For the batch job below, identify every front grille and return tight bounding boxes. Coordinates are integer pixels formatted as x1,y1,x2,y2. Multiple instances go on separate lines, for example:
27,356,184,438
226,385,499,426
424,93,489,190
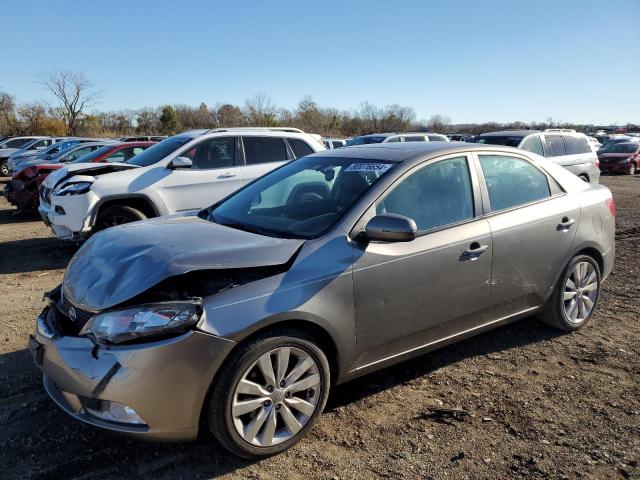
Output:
59,297,94,330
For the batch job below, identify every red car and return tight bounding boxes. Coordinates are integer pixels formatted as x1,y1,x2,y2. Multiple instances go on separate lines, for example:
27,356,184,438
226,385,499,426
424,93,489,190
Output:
4,141,156,211
598,142,640,175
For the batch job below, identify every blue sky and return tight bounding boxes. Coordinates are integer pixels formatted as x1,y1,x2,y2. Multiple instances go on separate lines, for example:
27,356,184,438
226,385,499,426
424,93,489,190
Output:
2,0,639,124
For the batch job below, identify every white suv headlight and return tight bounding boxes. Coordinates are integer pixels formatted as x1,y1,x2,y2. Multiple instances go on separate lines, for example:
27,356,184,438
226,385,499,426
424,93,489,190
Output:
55,181,93,195
80,302,201,344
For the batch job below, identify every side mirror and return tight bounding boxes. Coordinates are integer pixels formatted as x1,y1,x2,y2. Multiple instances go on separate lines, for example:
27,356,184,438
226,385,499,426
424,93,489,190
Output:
170,156,193,169
364,213,417,242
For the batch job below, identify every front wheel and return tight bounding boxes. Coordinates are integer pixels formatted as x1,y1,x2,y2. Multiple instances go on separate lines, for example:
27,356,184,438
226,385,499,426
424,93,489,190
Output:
539,254,601,332
629,163,636,175
208,329,330,458
96,205,146,230
0,161,9,177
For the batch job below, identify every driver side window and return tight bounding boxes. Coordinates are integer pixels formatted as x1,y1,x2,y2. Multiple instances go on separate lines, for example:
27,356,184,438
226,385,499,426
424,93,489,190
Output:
182,137,235,170
377,156,474,232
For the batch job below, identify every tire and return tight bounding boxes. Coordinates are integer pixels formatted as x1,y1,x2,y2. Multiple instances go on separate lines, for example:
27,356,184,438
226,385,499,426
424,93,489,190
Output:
578,174,589,183
208,328,330,458
0,161,9,177
629,163,636,175
539,254,601,332
97,205,146,229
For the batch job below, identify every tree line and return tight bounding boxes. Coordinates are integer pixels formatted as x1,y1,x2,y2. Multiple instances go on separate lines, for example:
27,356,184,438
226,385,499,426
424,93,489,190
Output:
0,70,608,139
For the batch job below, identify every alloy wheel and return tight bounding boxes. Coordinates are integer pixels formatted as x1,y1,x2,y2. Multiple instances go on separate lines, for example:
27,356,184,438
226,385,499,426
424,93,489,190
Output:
563,261,598,324
231,346,321,447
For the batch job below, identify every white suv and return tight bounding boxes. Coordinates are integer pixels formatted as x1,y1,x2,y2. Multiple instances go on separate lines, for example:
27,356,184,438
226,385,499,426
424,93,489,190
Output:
38,128,325,240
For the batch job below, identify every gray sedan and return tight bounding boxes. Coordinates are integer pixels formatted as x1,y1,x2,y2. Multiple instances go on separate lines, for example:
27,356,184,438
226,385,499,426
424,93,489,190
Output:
30,143,615,458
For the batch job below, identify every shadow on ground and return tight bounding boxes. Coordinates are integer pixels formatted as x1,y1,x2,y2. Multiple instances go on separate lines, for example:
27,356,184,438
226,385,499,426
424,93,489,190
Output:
0,237,76,274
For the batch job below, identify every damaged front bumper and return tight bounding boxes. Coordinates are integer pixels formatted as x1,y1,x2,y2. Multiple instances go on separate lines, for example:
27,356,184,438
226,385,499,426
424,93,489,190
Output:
30,305,236,441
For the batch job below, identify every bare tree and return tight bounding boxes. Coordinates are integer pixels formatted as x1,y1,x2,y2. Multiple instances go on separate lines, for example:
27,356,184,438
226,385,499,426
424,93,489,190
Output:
38,70,101,135
427,114,451,133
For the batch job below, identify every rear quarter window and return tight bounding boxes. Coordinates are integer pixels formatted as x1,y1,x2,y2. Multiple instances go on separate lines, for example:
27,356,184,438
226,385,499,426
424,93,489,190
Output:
563,135,592,155
288,138,315,158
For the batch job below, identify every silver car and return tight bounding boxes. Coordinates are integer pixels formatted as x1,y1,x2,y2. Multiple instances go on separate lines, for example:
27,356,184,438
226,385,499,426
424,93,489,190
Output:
30,143,615,458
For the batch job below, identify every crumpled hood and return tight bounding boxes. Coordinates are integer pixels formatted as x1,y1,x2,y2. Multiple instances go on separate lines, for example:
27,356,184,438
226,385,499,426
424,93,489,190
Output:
44,162,139,189
63,214,305,311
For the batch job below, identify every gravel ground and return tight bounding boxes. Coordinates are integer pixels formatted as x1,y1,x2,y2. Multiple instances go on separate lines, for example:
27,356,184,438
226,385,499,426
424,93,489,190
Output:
0,175,638,480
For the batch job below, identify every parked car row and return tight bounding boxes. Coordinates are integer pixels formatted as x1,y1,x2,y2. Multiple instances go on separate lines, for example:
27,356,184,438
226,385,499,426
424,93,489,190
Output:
26,136,615,458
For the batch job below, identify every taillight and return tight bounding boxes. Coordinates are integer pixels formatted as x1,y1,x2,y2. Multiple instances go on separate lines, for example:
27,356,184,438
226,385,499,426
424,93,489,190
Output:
605,197,616,218
595,158,600,169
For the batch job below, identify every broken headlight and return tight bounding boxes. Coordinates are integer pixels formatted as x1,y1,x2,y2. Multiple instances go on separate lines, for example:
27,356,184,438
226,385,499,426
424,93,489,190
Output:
55,181,92,195
80,302,201,344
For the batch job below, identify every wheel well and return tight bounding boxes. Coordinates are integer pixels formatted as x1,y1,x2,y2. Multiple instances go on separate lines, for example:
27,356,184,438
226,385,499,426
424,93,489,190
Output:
95,197,158,221
239,320,340,384
197,320,340,437
575,247,603,272
578,173,590,182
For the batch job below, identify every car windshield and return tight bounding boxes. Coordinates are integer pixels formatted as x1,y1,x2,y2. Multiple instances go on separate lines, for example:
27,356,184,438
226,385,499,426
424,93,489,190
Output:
208,156,397,239
475,135,523,147
125,134,194,166
606,143,638,154
600,138,635,151
345,136,388,146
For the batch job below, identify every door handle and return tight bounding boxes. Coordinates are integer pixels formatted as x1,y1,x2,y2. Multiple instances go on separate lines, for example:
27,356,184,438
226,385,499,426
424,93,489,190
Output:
463,242,489,258
557,217,575,230
217,173,236,179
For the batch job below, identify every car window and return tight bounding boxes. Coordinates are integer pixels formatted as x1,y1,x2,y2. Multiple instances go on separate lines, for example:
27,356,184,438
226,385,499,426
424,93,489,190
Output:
5,138,30,148
386,137,401,143
30,139,52,150
479,155,550,211
65,146,96,161
563,135,591,155
243,136,288,165
520,135,544,156
476,135,523,147
544,135,566,157
331,141,343,149
345,136,387,146
403,136,426,142
427,134,448,142
288,138,314,158
104,147,142,163
183,137,235,169
377,156,474,232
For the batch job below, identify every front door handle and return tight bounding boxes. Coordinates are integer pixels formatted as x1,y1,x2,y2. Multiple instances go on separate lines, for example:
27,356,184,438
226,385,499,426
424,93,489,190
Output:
217,173,236,179
463,242,489,259
557,217,575,230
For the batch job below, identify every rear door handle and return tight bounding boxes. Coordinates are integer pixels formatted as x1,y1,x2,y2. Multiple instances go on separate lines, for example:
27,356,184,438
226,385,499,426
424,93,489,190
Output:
463,242,489,258
557,217,575,230
217,173,236,179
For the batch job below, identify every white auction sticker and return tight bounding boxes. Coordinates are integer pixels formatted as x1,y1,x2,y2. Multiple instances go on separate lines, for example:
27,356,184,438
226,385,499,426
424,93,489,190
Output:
344,163,393,173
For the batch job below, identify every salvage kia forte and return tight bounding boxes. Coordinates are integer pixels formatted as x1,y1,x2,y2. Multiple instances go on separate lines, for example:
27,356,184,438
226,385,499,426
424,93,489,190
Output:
30,143,615,458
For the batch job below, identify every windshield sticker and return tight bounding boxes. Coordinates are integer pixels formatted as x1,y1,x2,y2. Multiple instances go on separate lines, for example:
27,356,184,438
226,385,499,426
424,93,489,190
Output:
344,163,392,173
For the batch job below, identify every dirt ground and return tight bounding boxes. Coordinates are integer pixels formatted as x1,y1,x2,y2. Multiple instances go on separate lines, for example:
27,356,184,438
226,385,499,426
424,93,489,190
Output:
0,175,638,480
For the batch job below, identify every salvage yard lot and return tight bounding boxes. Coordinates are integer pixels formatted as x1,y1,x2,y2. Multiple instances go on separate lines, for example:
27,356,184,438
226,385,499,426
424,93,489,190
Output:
0,176,638,480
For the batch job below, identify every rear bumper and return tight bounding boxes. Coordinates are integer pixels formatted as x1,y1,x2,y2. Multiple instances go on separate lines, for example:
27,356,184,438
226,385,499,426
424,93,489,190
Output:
31,306,236,441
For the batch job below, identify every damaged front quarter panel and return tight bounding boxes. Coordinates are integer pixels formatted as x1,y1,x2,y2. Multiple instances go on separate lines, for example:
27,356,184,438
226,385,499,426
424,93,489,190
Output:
63,214,305,311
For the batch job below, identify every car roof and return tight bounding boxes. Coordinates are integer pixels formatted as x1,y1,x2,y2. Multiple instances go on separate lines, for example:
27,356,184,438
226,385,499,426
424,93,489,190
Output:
314,141,524,162
479,130,540,137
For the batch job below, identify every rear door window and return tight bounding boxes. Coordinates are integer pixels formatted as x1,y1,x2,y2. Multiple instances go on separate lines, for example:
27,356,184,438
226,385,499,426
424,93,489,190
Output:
243,136,289,165
403,136,427,142
544,135,566,157
479,155,551,211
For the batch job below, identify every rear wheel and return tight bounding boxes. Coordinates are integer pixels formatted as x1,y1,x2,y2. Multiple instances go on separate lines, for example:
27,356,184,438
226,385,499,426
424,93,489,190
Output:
540,254,601,332
0,161,9,177
578,173,589,182
208,329,330,458
97,205,146,230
